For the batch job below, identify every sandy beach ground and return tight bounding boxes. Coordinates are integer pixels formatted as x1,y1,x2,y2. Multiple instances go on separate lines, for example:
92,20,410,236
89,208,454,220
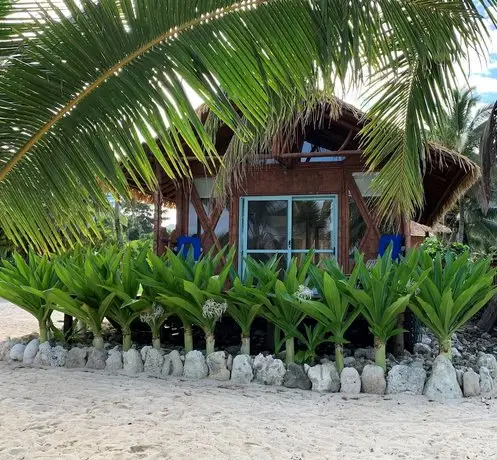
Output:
1,302,497,459
0,299,64,340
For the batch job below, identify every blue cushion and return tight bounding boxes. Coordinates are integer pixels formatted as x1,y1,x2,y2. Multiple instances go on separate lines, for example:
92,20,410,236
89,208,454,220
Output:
378,235,404,260
177,236,202,260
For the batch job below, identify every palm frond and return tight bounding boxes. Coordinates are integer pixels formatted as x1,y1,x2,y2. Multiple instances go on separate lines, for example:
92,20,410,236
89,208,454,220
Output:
0,0,496,249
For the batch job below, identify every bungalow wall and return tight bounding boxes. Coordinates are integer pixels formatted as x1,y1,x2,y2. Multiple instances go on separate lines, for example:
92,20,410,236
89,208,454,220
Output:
175,160,382,273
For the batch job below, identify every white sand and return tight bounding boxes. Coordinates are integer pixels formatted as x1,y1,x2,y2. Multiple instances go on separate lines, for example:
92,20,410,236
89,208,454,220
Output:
0,299,64,340
1,303,497,459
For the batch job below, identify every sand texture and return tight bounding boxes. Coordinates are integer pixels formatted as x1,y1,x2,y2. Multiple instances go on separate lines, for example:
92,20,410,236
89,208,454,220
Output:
1,301,497,459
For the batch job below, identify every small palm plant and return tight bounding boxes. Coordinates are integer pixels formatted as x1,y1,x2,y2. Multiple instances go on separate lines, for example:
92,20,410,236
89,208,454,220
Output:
226,255,279,355
101,244,153,351
343,249,423,371
0,251,60,343
410,250,497,359
159,247,236,355
295,260,362,372
137,250,192,351
258,252,314,365
47,245,121,349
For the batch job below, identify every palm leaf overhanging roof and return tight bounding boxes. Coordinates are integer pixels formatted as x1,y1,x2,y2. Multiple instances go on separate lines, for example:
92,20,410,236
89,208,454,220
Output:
142,98,478,225
0,0,495,252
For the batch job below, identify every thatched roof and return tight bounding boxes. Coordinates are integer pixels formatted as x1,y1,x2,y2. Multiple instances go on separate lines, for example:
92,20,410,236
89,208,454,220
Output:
131,98,480,224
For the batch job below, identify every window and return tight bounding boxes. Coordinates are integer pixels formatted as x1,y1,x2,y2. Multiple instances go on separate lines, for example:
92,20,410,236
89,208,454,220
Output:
239,195,338,272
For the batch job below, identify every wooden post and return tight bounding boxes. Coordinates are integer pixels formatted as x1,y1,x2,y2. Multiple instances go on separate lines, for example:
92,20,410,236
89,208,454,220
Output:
152,162,163,255
393,215,411,356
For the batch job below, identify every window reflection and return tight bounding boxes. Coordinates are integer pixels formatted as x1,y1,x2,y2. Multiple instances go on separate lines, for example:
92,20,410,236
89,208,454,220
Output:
292,200,333,250
247,200,288,250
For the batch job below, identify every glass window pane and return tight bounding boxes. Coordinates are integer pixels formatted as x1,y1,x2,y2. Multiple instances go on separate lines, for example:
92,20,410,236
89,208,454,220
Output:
292,200,333,250
247,200,288,250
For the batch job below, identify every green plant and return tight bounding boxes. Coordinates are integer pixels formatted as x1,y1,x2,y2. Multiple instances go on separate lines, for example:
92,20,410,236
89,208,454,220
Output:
422,237,470,258
295,260,361,372
47,245,121,349
293,323,328,365
101,244,153,351
257,252,314,364
0,251,60,342
161,247,235,355
343,249,423,371
139,247,235,354
410,250,497,359
134,251,179,350
226,255,279,355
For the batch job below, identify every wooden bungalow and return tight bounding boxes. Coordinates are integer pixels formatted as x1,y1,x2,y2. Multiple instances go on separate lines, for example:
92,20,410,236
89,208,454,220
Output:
136,99,479,272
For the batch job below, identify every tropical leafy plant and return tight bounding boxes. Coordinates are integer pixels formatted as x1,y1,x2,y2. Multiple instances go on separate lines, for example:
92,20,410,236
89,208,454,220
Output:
46,246,121,349
410,250,497,359
134,251,179,350
160,247,235,355
295,259,361,372
343,249,425,371
0,251,60,342
0,1,495,251
139,247,236,354
257,252,314,364
226,255,279,355
101,244,153,351
293,323,329,366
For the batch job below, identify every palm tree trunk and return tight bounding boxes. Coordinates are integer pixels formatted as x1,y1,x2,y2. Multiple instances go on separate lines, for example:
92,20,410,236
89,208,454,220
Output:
374,337,386,372
457,199,465,243
335,343,344,373
38,319,48,343
241,335,250,355
285,338,295,365
440,337,452,360
93,334,104,349
122,327,132,351
183,323,193,352
205,332,215,356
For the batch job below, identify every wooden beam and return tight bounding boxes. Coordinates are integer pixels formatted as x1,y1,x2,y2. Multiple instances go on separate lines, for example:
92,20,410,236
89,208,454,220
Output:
280,150,362,159
190,186,223,253
346,173,380,243
152,162,163,255
184,149,363,162
338,129,354,151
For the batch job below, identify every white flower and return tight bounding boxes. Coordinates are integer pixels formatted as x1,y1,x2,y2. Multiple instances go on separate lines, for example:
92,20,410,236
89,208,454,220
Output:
295,285,313,302
202,298,227,319
140,304,164,324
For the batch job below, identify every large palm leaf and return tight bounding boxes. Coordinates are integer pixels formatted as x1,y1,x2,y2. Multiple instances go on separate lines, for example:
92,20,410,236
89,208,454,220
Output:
0,1,495,250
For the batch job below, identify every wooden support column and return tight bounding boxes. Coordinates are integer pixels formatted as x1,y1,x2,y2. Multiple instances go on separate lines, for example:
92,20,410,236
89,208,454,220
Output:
175,180,189,237
339,170,350,272
152,162,163,255
393,215,412,356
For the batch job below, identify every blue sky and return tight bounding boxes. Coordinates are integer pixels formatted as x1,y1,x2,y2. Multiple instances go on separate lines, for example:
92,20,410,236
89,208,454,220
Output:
468,5,497,104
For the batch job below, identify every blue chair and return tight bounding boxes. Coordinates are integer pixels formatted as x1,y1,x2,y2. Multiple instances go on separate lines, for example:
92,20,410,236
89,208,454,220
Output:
177,236,202,261
378,235,405,260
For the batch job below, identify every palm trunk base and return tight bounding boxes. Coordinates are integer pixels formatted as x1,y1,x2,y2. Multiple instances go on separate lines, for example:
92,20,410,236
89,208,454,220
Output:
122,331,132,351
374,337,386,372
93,335,104,350
206,334,215,356
240,336,250,355
335,344,344,373
152,337,161,350
440,338,452,360
184,324,193,352
285,338,295,365
38,321,48,344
